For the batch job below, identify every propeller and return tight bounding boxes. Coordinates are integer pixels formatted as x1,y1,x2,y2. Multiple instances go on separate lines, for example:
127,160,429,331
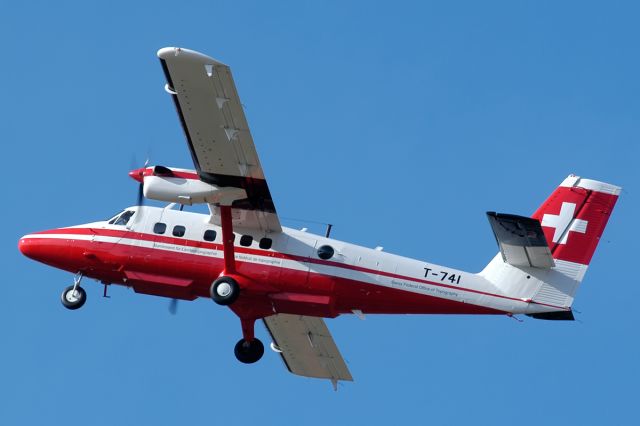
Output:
168,298,178,315
136,181,144,206
129,157,150,206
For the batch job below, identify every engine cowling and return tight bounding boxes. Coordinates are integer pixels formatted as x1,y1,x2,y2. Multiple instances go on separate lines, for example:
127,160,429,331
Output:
129,166,246,205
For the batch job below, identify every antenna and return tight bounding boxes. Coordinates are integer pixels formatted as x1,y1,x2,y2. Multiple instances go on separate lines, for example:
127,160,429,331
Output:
325,224,333,238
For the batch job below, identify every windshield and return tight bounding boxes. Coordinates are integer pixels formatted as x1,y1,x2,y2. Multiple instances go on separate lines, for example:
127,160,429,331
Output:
108,210,135,226
106,212,122,223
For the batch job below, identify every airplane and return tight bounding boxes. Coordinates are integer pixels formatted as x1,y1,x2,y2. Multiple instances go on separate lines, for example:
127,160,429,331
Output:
18,47,621,388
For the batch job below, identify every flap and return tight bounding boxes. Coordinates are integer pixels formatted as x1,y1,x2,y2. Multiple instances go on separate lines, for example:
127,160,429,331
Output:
486,212,555,269
263,314,353,386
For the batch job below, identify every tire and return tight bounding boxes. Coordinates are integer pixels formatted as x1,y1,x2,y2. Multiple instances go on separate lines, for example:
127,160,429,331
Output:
61,285,87,310
234,338,264,364
210,277,240,305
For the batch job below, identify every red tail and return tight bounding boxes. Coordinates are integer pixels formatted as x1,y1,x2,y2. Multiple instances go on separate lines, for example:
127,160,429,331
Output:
531,175,620,266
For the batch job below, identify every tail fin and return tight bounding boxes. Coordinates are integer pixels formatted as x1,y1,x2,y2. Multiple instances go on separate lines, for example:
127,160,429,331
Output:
481,175,620,318
532,175,621,266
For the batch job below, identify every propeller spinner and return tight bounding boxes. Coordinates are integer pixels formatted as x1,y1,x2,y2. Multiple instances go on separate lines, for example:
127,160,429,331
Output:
128,164,176,206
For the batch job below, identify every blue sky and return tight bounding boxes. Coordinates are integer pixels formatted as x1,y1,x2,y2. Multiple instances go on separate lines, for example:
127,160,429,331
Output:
3,1,638,424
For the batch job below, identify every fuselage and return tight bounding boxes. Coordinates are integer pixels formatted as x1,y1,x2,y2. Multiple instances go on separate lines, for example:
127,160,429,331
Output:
19,205,544,318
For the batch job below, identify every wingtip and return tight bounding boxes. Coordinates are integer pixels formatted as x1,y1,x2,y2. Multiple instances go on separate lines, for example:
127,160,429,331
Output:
157,46,178,58
157,46,227,66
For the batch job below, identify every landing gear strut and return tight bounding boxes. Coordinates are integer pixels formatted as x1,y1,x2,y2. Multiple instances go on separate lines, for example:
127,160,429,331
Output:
214,205,263,363
210,204,241,307
61,274,86,310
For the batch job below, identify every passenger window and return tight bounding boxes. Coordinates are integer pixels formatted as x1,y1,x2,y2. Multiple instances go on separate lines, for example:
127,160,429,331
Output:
114,210,135,226
173,225,186,237
240,235,253,247
259,238,272,250
153,222,167,234
203,229,217,242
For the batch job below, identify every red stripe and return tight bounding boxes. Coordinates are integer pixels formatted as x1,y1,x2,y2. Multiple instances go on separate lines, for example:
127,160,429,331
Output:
29,227,565,309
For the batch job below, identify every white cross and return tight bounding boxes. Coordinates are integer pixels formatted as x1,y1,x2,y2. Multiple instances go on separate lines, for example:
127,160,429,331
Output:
541,202,588,245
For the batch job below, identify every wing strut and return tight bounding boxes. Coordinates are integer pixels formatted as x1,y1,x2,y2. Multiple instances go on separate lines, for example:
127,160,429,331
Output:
219,205,236,274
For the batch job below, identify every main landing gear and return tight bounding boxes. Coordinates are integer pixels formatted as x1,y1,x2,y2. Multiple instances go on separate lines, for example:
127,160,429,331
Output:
61,274,86,310
211,205,265,364
234,338,264,363
210,276,240,305
209,277,264,363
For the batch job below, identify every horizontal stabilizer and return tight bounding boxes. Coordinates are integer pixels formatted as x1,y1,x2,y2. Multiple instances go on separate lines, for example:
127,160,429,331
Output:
487,212,555,269
526,311,575,321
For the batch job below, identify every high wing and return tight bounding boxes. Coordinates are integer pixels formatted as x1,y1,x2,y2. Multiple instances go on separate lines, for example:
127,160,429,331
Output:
263,314,353,388
158,47,281,233
486,212,555,268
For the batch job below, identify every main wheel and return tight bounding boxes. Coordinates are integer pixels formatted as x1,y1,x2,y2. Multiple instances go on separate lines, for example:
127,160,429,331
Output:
61,285,87,310
234,338,264,364
210,277,240,305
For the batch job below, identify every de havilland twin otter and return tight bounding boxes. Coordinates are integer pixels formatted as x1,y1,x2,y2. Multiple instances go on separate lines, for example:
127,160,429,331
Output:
19,47,621,387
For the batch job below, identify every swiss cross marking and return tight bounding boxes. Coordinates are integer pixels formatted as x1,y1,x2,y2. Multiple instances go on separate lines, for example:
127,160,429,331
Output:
541,202,588,244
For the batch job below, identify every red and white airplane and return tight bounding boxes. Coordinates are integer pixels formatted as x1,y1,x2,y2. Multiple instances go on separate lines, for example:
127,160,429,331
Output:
19,47,621,387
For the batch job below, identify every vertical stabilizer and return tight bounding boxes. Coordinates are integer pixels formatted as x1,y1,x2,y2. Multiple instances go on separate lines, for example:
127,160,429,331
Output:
480,175,620,317
532,175,621,265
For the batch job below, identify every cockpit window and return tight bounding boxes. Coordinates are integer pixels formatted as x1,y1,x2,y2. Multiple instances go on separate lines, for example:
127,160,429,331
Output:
112,210,135,226
107,212,122,224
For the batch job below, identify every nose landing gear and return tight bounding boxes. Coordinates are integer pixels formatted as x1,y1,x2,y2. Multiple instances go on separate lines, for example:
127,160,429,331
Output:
61,274,86,310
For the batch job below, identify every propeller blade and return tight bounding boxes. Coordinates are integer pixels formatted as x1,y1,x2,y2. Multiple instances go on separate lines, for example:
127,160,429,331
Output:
168,298,178,315
130,155,150,207
137,182,144,206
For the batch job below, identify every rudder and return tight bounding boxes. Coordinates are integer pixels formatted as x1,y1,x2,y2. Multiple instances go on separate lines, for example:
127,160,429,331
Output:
532,175,621,266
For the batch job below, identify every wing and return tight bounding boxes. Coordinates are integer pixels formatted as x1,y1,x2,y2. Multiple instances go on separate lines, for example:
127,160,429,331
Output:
263,314,353,387
487,212,555,268
158,47,281,233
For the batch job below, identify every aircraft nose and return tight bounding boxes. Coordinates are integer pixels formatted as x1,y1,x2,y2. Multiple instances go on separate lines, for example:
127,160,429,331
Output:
19,233,75,269
18,237,30,257
18,236,36,259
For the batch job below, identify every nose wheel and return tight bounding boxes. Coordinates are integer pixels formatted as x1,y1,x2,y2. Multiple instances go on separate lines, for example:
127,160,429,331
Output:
61,274,86,310
61,285,86,310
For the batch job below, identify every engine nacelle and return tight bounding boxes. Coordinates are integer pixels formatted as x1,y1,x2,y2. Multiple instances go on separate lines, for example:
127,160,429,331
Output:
129,166,246,205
